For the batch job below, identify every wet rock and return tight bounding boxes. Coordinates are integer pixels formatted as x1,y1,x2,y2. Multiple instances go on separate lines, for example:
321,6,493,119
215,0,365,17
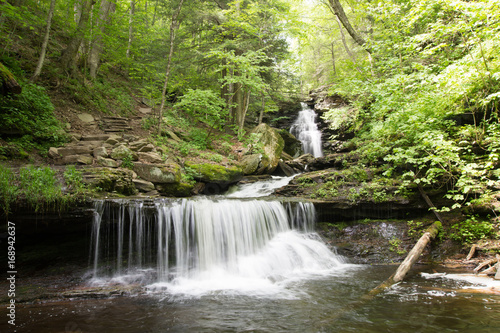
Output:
155,182,194,197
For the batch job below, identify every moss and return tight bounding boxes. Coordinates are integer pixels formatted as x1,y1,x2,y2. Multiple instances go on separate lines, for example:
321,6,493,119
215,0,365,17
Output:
156,182,194,197
83,168,137,196
184,161,243,184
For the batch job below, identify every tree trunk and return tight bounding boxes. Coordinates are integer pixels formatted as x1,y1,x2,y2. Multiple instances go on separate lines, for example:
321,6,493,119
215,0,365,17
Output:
335,16,362,74
31,0,56,82
368,221,442,296
60,0,94,73
329,42,336,76
328,0,370,52
88,0,114,78
258,92,265,124
157,0,185,135
126,0,135,59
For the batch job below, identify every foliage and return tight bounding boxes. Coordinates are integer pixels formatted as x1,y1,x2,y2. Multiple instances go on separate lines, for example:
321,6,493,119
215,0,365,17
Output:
121,154,134,169
449,216,496,245
174,89,226,130
63,165,86,195
0,164,18,217
18,165,63,212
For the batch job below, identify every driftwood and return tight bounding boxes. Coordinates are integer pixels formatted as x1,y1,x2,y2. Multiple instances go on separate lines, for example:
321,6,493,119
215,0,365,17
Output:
474,258,498,275
0,62,22,95
466,244,477,260
495,255,500,280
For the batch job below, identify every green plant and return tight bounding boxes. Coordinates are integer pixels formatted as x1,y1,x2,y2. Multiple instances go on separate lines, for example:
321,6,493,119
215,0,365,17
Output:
18,166,63,212
63,165,86,195
450,216,496,245
389,237,406,255
121,154,134,169
0,165,18,217
407,220,424,239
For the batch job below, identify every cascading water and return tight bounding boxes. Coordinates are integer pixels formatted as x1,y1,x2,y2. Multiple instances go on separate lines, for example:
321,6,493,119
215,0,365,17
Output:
90,197,346,296
290,102,323,158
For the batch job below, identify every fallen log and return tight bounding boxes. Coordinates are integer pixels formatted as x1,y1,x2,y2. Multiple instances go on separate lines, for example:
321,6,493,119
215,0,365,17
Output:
466,244,477,260
474,258,498,275
0,62,22,95
367,221,442,296
495,255,500,280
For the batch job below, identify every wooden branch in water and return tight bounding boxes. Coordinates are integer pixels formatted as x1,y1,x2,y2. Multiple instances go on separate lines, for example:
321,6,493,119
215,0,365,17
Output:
367,221,442,296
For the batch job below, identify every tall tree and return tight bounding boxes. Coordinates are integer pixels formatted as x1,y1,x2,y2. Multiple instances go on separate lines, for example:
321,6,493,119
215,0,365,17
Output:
88,0,115,78
31,0,56,82
60,0,94,73
157,0,185,135
126,0,135,59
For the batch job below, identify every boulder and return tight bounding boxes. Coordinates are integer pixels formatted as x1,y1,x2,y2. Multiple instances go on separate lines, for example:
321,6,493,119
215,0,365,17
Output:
129,140,148,151
133,162,181,184
48,147,60,159
93,147,108,158
111,145,137,160
250,124,285,174
184,161,243,184
155,182,194,197
137,152,163,163
77,113,95,123
82,168,137,195
97,156,118,168
278,129,302,158
138,144,155,153
241,154,261,175
133,179,155,192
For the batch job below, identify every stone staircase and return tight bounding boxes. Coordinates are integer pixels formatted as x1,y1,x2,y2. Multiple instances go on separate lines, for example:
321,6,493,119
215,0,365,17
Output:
100,116,132,133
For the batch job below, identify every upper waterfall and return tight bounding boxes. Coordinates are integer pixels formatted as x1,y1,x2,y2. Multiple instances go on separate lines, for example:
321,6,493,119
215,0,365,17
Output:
290,102,323,158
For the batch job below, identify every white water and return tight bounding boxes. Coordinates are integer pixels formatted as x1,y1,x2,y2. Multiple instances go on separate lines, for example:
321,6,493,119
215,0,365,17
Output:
226,175,295,198
90,198,347,297
290,102,323,158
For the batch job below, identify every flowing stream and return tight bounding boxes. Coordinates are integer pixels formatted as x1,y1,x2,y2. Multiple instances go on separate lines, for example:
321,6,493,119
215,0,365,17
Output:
290,102,323,157
5,178,500,332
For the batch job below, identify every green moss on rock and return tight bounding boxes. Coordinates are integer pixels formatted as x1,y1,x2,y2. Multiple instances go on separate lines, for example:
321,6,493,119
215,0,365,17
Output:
156,182,194,197
185,161,243,184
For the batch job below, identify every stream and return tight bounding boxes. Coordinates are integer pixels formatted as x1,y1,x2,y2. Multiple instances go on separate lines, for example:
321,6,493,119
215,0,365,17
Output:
2,178,500,332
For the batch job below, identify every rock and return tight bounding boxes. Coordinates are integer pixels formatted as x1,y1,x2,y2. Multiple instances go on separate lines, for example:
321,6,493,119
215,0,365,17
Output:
155,182,194,197
81,134,110,141
139,107,152,114
82,168,136,195
137,152,163,164
165,130,182,142
184,161,243,184
69,133,82,141
133,162,181,184
138,144,155,153
133,179,155,192
241,154,261,175
48,147,60,159
250,123,285,174
93,147,108,158
105,137,121,146
97,156,118,168
277,160,295,177
129,140,148,151
111,145,137,160
58,146,93,157
62,155,94,165
278,129,302,158
77,113,95,123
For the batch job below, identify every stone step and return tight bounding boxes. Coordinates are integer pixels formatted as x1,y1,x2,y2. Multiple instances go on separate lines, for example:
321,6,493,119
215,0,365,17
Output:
81,134,111,141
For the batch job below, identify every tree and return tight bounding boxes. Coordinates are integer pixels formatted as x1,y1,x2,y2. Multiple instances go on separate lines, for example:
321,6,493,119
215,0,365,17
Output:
31,0,56,82
60,0,94,73
157,0,185,135
88,0,115,78
327,0,369,52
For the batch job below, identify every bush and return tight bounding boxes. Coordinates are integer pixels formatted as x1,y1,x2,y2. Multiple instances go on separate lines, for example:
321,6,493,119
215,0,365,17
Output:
450,216,496,245
18,166,63,212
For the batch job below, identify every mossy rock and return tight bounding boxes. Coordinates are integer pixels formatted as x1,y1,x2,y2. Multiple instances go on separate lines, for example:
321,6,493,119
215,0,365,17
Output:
251,124,285,174
133,162,181,184
184,161,243,184
82,168,137,196
278,129,302,157
155,182,194,197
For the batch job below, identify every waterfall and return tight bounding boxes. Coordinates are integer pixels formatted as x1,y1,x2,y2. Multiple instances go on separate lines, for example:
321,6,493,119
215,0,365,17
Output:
89,198,345,294
290,102,323,158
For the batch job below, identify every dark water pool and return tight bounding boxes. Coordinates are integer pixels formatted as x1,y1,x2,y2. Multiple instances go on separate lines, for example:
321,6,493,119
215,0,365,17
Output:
2,265,499,333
